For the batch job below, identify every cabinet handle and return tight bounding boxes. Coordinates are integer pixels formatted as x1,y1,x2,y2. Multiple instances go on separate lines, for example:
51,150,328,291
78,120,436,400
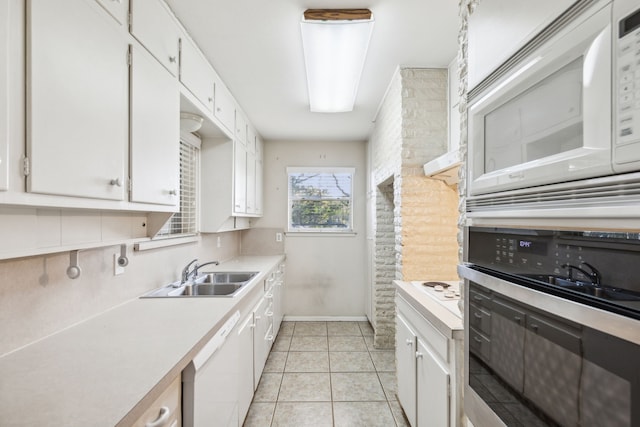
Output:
473,336,482,343
416,352,423,359
265,293,273,299
474,312,483,319
514,316,522,323
208,97,213,103
530,323,539,331
266,311,273,317
473,295,483,302
168,189,177,196
216,107,222,112
405,339,413,346
255,315,261,320
266,334,274,341
145,406,170,427
109,178,122,187
168,56,176,63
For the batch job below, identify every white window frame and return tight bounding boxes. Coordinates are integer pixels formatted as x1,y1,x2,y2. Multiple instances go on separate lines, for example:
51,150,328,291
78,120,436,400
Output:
287,166,355,234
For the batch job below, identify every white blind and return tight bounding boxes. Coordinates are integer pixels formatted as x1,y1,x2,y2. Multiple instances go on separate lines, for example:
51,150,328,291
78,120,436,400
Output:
157,140,198,237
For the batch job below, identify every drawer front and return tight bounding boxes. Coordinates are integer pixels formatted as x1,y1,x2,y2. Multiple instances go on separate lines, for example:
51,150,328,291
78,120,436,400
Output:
469,287,491,309
131,374,181,427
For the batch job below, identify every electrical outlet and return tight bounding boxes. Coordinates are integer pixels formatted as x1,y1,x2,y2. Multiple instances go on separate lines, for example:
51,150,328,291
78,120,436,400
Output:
276,232,283,242
113,253,125,276
217,236,222,248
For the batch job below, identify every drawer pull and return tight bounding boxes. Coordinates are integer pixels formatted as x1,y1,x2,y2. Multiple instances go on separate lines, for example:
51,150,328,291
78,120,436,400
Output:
473,295,483,302
145,406,170,427
266,311,273,317
405,338,413,346
265,293,273,299
416,351,423,359
473,336,482,343
474,312,483,319
266,334,274,341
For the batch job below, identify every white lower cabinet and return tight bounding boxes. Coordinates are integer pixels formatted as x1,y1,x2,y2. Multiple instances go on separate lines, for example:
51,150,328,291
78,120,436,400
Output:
252,295,272,388
237,312,255,424
396,294,460,427
131,374,181,427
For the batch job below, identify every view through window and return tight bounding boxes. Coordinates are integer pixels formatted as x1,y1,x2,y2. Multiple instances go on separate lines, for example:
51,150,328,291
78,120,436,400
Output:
287,167,354,232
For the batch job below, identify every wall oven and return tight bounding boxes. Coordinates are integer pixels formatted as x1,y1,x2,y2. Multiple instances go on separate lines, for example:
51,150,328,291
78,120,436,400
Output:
459,227,640,427
467,0,640,207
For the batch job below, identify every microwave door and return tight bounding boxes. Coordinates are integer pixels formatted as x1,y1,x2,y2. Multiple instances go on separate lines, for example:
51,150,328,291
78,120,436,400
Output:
468,1,612,196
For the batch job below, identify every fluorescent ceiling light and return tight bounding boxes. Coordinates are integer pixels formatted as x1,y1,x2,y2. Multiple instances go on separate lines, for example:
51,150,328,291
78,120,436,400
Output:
300,9,375,113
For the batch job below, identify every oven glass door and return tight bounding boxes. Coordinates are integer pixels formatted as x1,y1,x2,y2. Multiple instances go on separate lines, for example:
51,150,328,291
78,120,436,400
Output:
466,279,639,427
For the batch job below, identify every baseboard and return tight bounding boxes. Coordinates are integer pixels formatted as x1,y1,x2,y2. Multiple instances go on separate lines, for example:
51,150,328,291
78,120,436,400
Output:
283,315,369,322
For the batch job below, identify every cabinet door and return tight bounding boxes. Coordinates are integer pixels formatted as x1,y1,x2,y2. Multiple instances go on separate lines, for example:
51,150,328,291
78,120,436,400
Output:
213,78,235,132
246,151,256,214
235,111,247,145
130,43,179,206
130,0,180,76
253,297,269,388
0,0,8,191
237,312,254,424
27,0,128,200
416,339,450,427
233,141,247,214
95,0,129,26
396,314,417,427
255,137,263,215
180,36,214,111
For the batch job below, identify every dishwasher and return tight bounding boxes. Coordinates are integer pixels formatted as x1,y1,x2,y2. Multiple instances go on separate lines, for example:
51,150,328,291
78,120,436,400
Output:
182,310,240,427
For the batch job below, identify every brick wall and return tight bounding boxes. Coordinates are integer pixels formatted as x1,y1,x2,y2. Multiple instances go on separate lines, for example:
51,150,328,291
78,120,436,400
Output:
369,68,459,349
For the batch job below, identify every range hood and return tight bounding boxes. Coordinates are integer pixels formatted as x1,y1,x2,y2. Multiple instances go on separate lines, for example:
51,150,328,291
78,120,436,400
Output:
423,150,461,185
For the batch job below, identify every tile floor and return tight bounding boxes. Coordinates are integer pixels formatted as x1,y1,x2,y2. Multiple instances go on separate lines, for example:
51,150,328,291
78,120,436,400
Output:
243,321,410,427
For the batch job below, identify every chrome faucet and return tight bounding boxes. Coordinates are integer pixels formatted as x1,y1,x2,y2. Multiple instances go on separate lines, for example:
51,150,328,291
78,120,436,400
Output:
193,261,220,277
562,262,602,285
181,259,198,284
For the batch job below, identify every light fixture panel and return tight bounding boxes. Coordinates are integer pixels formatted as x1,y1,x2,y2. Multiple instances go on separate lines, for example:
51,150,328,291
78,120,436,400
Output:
300,11,374,113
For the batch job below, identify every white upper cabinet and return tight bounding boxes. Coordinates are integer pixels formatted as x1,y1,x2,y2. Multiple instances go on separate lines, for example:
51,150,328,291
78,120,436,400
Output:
180,35,214,112
233,140,247,214
27,0,128,200
130,43,179,206
467,0,575,90
130,0,180,77
213,77,235,133
0,0,9,191
94,0,129,26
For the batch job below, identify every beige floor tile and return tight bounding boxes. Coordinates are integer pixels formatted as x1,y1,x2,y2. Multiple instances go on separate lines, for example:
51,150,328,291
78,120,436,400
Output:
331,372,386,401
264,351,288,373
370,351,396,372
377,371,398,401
289,335,328,352
272,334,292,352
243,402,275,427
271,402,333,427
278,321,295,336
358,321,375,336
285,351,330,373
293,321,328,336
333,401,396,427
329,352,375,372
278,372,332,402
327,321,362,336
253,373,282,402
328,335,368,352
389,400,411,427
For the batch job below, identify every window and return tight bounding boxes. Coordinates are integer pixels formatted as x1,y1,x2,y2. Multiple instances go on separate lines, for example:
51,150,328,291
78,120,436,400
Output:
156,137,199,237
287,167,354,232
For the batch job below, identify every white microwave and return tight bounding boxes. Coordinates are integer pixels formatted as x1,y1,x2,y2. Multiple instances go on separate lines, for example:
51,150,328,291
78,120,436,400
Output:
468,0,640,198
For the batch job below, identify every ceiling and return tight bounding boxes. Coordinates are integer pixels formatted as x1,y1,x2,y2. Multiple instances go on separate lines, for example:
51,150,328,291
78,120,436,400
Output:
165,0,460,142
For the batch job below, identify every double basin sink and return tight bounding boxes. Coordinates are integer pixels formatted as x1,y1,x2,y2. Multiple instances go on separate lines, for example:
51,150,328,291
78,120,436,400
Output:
143,271,258,298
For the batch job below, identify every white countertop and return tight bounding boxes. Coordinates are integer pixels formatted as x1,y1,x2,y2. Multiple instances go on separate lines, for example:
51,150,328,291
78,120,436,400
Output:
0,255,284,427
394,280,463,339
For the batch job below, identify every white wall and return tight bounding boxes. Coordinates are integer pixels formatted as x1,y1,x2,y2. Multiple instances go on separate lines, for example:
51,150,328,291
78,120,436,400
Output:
255,140,368,318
